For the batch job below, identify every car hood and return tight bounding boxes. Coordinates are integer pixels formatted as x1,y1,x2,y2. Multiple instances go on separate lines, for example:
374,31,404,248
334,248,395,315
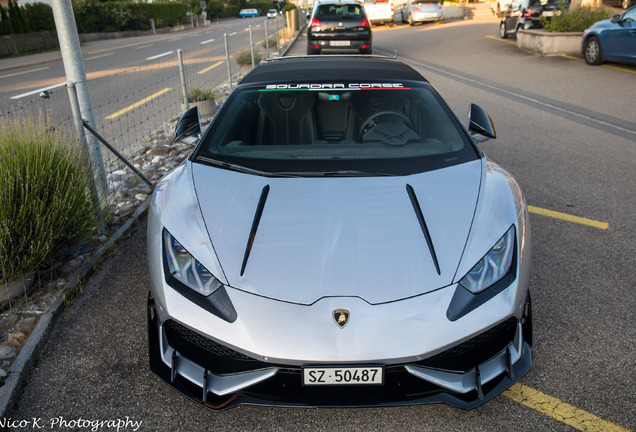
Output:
191,160,482,305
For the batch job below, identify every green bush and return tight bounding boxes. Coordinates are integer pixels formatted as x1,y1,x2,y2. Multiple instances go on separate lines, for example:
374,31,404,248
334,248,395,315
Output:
261,35,277,49
0,113,101,285
74,1,188,33
542,6,612,32
187,88,216,102
24,3,54,32
234,48,263,66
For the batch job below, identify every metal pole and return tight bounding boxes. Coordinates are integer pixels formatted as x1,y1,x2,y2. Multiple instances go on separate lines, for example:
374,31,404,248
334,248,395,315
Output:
51,0,107,197
66,82,86,148
249,25,255,69
82,120,153,188
264,19,270,59
275,14,281,56
178,49,189,111
224,33,233,91
68,82,103,231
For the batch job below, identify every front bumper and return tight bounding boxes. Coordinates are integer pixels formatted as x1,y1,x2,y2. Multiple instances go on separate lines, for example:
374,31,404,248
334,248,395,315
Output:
148,292,532,411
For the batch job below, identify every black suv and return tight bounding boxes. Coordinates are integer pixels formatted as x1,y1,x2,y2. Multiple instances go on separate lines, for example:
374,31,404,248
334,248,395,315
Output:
499,0,568,38
307,0,372,54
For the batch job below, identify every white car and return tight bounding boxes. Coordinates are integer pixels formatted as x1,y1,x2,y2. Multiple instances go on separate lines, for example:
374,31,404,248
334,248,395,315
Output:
267,9,277,18
147,56,533,411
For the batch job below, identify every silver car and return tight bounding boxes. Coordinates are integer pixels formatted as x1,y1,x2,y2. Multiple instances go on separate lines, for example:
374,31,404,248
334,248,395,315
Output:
401,0,445,25
147,56,532,411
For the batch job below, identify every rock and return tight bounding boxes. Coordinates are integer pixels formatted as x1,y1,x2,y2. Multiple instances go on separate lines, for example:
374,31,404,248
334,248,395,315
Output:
0,345,17,360
16,317,37,332
0,368,7,380
7,331,26,346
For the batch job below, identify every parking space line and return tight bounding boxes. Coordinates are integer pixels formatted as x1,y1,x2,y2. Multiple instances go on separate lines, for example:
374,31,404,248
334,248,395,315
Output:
198,60,224,75
0,66,48,79
105,88,171,120
485,35,516,45
504,383,632,432
528,206,609,230
561,55,636,74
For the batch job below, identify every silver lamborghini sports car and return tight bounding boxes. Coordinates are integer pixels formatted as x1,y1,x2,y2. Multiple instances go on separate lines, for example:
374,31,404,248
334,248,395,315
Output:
146,56,532,411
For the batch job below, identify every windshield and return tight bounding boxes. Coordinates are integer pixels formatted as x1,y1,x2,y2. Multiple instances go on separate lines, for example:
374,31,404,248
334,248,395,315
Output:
194,81,479,176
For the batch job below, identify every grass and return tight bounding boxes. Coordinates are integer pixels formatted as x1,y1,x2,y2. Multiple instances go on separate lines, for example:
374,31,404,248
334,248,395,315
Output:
0,112,101,285
186,88,216,103
234,48,263,66
541,6,613,32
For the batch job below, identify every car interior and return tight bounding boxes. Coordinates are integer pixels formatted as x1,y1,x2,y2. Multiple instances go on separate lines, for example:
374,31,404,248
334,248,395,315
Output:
202,88,468,159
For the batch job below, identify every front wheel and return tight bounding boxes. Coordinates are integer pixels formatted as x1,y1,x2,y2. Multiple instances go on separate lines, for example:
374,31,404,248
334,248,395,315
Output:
584,36,603,65
499,21,508,39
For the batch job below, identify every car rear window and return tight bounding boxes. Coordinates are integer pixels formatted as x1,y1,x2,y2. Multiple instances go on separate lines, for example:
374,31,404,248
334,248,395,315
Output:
194,81,478,176
316,4,365,19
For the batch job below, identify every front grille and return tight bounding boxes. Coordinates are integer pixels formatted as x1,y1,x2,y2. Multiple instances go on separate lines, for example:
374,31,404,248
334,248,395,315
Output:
164,320,250,360
420,317,518,371
163,319,270,374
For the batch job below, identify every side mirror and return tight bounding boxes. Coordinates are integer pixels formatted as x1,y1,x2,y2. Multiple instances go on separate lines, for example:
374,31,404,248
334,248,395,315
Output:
173,106,201,145
467,103,496,143
610,14,621,23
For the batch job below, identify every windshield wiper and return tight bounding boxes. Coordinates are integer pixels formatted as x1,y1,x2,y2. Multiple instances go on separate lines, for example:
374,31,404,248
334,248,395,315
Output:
196,156,272,176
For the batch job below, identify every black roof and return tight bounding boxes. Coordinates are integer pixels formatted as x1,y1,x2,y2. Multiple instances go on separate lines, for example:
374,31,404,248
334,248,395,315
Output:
239,56,427,84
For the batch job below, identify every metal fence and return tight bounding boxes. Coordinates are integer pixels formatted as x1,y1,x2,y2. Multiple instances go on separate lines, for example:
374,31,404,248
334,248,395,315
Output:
1,10,305,223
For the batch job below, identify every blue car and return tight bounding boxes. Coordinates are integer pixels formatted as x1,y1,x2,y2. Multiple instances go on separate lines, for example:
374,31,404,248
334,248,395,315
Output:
582,5,636,65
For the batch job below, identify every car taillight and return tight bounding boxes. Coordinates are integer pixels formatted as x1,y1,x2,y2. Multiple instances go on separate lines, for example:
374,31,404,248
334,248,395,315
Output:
523,8,532,18
311,17,322,28
359,17,370,28
439,5,443,10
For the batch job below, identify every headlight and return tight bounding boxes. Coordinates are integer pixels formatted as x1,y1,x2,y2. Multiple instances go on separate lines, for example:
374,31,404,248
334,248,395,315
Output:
163,229,222,296
459,226,515,294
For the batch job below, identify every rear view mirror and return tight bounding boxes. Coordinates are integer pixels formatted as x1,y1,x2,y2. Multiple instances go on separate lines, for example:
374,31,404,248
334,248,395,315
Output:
174,106,201,145
467,103,496,143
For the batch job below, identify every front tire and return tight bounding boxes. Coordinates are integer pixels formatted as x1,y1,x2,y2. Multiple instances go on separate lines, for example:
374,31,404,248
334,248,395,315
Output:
499,21,508,38
584,36,603,65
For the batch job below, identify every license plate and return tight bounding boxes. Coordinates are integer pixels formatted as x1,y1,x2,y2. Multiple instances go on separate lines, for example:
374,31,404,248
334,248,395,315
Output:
303,366,383,385
542,10,554,16
330,40,351,47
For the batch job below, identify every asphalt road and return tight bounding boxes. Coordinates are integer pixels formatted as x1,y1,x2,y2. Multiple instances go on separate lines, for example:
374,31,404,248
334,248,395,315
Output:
6,15,636,432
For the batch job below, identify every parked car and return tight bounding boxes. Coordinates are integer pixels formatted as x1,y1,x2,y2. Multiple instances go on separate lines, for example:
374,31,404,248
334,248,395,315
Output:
307,0,372,55
582,5,636,65
499,0,568,38
490,0,514,17
267,9,277,18
363,0,395,25
147,55,533,411
239,8,259,17
601,0,635,9
401,0,445,25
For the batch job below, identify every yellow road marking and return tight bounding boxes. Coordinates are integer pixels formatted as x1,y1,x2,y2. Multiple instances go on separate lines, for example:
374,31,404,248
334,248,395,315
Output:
198,60,224,75
0,66,48,79
134,44,154,50
504,383,632,432
105,88,171,120
561,54,636,74
485,34,516,45
85,52,114,61
528,206,609,229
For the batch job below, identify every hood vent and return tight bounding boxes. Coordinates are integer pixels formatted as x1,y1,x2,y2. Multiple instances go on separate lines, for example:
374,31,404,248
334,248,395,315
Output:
406,184,441,275
240,185,270,276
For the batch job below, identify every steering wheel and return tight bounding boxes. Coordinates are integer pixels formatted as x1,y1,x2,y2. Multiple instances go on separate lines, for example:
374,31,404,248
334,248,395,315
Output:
359,111,414,138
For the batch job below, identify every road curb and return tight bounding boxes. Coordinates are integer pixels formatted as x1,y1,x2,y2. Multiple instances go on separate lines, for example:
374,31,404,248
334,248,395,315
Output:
0,198,151,417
